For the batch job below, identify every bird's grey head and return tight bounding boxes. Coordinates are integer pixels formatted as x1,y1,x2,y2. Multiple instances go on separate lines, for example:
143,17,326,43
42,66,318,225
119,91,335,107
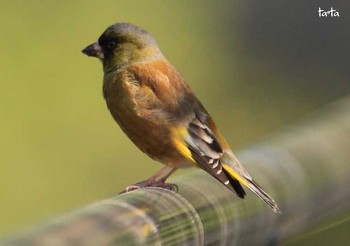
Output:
82,23,163,70
99,23,158,48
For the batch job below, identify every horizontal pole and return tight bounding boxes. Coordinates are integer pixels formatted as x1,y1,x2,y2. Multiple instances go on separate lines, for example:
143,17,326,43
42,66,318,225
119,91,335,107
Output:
2,97,350,246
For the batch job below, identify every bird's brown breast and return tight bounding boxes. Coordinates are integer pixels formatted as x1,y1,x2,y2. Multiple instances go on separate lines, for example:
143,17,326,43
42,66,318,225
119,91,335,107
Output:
102,61,191,166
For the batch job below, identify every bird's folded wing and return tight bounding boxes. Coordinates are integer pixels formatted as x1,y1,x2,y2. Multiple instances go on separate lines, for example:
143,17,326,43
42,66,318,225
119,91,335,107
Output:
172,111,246,198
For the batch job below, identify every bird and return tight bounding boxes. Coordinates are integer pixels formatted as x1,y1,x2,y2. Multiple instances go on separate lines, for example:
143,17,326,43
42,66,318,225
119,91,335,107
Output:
82,22,281,213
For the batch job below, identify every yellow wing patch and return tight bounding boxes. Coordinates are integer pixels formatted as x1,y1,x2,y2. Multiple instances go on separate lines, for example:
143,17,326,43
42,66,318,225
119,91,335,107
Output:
171,127,195,162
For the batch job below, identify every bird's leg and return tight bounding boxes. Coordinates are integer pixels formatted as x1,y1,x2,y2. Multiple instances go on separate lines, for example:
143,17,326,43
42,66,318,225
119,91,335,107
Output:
154,167,178,191
120,166,178,193
158,167,177,182
148,165,174,181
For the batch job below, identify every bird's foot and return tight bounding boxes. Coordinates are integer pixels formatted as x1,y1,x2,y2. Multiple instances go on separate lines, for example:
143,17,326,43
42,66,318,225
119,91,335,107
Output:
119,179,178,194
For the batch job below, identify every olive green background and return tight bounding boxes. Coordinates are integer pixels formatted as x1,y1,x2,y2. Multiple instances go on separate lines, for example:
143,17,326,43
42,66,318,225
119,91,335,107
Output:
0,1,349,245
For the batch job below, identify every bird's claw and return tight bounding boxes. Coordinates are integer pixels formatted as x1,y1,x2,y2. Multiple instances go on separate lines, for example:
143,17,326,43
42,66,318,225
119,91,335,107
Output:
119,179,178,194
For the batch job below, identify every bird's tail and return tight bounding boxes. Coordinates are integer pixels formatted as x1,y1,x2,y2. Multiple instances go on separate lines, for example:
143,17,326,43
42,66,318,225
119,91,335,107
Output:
221,162,281,214
244,178,281,214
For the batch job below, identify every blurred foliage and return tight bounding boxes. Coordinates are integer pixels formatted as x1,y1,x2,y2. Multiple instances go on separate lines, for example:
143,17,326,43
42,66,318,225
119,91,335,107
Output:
0,0,349,244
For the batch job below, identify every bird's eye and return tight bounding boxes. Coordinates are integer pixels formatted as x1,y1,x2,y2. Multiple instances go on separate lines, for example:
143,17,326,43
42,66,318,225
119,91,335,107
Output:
106,40,117,50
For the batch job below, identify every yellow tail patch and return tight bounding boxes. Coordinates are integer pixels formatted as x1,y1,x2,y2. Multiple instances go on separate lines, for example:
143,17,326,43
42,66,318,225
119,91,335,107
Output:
221,163,249,187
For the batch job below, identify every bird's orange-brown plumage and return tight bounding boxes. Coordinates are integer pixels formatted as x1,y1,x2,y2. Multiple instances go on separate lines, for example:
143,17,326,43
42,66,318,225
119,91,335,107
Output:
82,22,281,213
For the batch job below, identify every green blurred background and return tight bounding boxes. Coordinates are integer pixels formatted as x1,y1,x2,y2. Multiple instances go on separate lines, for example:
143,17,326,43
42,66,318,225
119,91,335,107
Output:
0,0,349,244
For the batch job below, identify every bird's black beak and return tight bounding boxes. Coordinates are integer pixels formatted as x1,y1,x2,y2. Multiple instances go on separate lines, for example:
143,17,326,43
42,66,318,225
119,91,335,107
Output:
82,42,104,60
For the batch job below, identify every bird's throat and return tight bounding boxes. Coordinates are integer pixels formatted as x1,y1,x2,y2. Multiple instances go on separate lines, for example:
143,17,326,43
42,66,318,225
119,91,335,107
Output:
103,44,164,73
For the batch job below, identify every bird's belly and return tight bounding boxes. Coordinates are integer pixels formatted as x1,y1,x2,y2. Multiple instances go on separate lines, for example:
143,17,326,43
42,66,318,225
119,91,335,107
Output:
105,88,189,167
115,112,189,166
